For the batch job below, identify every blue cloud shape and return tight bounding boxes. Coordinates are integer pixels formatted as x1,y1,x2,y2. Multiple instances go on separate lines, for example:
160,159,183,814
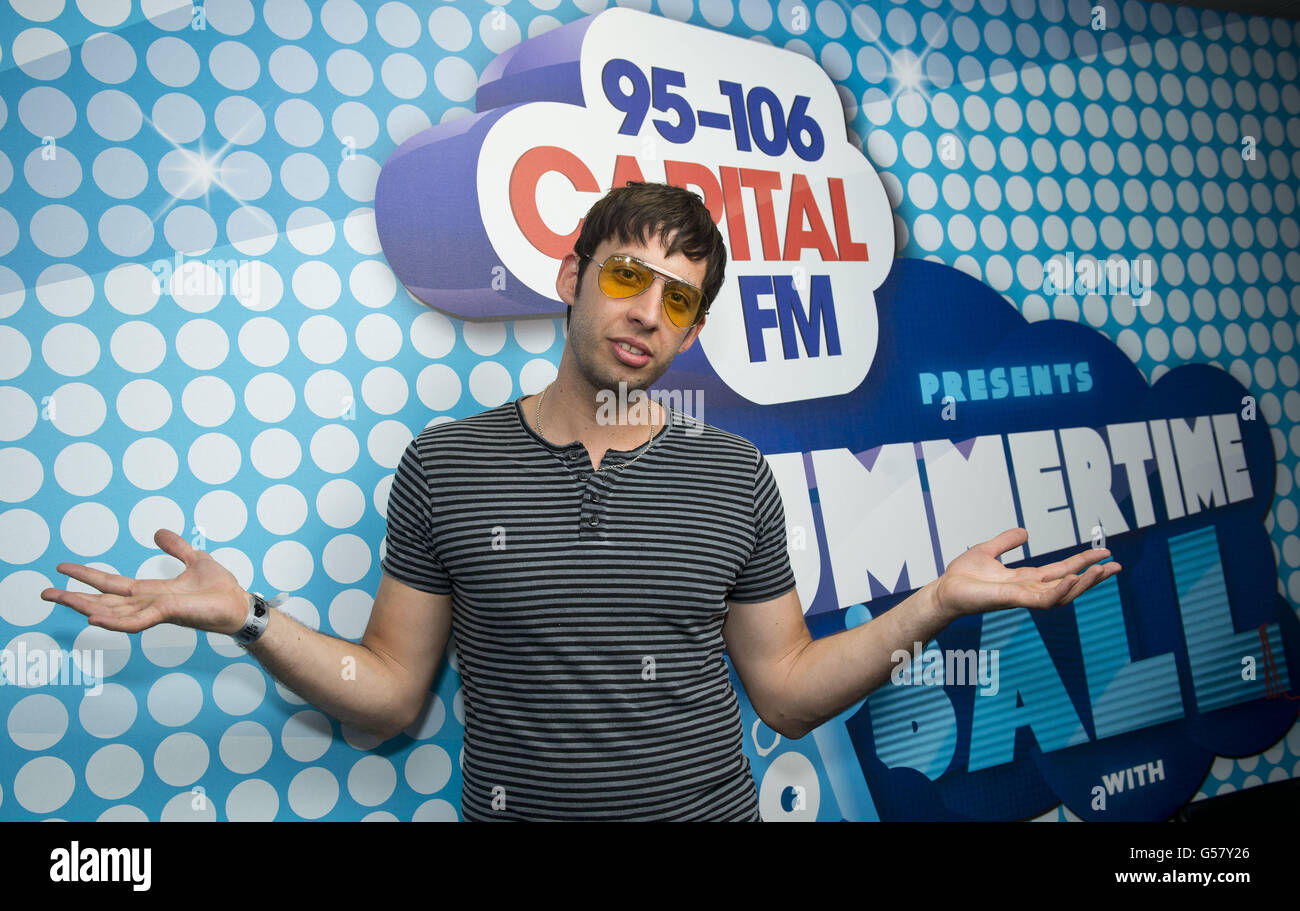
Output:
665,257,1298,821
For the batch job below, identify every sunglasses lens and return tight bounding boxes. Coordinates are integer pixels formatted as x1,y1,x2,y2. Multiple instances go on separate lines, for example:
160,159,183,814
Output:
598,256,653,299
663,285,703,327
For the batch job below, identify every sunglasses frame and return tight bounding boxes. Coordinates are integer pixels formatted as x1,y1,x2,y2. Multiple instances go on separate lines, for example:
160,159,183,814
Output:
578,252,709,329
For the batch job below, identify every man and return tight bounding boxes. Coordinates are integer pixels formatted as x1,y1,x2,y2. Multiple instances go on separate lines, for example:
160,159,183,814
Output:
42,182,1120,821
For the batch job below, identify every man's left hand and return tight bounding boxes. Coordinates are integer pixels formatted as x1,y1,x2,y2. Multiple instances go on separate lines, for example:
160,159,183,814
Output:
932,527,1121,624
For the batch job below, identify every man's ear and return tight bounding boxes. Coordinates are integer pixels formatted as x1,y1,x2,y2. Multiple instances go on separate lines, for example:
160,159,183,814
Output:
556,251,580,307
676,313,706,354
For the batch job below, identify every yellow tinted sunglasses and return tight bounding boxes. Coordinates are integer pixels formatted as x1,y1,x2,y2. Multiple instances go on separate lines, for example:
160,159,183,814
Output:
580,253,707,328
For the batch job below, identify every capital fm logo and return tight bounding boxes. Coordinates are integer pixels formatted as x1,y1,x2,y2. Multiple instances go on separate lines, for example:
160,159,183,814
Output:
374,8,894,404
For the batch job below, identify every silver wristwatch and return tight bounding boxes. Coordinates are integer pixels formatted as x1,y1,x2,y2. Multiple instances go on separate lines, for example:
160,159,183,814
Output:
234,591,277,647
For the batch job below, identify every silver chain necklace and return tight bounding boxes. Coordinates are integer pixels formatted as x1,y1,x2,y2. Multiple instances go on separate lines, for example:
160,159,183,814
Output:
535,383,656,471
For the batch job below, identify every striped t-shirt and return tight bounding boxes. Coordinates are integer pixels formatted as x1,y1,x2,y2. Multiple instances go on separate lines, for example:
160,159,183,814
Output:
380,396,796,820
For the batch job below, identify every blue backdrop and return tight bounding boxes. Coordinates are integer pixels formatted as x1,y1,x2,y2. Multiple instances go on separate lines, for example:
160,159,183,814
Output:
1,0,1298,821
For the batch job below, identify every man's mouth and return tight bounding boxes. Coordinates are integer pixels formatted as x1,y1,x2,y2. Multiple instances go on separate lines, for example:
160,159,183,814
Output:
611,339,651,366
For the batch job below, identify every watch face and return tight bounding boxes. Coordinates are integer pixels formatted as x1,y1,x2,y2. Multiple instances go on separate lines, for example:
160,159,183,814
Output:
254,602,266,618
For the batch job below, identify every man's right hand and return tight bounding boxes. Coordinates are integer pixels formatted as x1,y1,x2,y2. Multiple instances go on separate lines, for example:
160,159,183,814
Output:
41,528,249,636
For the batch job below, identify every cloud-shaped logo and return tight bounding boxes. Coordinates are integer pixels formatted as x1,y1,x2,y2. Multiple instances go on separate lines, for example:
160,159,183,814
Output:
689,257,1297,821
375,8,894,404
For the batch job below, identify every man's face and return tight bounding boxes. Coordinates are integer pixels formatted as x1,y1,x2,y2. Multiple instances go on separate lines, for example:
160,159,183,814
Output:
556,233,708,396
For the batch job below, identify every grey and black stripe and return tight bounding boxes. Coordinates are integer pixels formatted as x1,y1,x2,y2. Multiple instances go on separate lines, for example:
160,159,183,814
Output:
380,398,796,821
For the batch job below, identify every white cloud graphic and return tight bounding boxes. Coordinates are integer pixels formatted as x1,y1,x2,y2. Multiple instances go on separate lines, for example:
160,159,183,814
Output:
477,9,895,405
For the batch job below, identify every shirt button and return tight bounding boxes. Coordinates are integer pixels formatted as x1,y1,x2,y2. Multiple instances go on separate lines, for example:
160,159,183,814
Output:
588,517,598,526
578,472,590,481
591,494,600,503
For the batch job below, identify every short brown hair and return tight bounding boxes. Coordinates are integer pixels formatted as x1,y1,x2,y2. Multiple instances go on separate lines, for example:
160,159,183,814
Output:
567,181,726,329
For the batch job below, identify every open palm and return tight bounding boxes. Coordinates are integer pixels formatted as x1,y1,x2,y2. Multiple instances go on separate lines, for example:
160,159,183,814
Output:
40,529,247,635
933,527,1121,623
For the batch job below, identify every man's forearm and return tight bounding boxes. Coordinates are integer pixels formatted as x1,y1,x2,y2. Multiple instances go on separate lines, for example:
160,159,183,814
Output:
778,580,953,738
244,605,409,739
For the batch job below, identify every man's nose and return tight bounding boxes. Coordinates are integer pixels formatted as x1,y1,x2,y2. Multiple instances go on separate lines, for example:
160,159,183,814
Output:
625,277,664,326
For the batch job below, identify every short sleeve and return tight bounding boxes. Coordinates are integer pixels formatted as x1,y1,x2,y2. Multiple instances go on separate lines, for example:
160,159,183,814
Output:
726,449,796,604
379,438,453,594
